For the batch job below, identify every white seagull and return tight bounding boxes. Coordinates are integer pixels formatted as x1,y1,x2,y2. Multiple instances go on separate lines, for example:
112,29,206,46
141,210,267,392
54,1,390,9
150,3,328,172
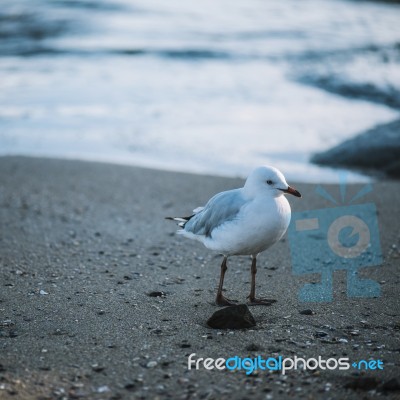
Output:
167,166,301,306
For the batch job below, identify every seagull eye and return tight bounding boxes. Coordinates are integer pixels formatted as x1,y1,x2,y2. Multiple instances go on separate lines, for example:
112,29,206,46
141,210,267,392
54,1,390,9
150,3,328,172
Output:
266,180,273,185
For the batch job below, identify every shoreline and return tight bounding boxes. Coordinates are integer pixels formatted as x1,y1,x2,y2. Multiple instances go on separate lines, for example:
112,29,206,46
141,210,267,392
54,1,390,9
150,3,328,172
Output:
0,151,377,185
0,156,399,399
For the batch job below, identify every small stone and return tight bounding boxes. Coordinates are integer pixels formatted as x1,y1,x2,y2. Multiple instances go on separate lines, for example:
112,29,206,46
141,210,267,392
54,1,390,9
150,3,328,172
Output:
314,331,328,338
146,361,157,368
39,290,49,295
246,343,261,351
156,384,165,391
207,304,256,329
97,385,110,393
124,383,135,392
91,364,105,372
147,291,166,298
299,309,315,315
53,388,65,396
52,329,67,336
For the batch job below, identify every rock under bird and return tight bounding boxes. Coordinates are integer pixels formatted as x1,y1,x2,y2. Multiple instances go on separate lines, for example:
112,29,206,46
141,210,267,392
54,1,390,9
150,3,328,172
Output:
167,166,301,306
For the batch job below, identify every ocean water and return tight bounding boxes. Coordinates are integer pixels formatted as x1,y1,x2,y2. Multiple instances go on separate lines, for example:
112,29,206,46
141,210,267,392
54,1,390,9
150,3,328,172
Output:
1,0,399,182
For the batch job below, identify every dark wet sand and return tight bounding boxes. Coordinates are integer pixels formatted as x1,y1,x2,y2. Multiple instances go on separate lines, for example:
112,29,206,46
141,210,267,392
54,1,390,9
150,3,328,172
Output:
0,156,399,399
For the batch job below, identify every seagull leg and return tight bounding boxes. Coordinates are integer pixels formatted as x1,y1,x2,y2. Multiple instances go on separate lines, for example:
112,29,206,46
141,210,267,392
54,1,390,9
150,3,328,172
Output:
215,256,238,306
247,256,277,306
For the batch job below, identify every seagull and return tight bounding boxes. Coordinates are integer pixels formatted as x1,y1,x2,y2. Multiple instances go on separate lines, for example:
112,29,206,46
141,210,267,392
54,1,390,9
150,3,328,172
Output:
167,166,301,306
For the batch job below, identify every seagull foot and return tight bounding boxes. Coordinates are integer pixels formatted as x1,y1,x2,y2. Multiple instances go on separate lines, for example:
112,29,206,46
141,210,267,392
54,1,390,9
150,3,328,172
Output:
247,297,277,306
215,295,238,307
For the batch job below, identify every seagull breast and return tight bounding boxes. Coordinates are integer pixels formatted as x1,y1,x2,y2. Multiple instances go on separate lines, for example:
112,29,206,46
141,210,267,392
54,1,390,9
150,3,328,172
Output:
203,192,291,256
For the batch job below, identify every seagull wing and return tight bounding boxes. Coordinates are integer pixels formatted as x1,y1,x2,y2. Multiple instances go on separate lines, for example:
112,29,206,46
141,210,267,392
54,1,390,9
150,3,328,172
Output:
183,189,246,237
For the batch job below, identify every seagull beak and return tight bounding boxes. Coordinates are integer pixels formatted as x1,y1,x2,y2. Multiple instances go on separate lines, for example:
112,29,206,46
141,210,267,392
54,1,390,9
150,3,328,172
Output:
280,185,301,197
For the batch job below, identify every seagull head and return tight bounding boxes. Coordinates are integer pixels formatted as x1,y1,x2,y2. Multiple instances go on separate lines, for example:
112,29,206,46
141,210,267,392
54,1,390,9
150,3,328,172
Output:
244,166,302,198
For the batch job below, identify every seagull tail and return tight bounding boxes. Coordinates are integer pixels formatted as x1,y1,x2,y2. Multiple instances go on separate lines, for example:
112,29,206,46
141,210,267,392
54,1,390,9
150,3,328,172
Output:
165,215,194,228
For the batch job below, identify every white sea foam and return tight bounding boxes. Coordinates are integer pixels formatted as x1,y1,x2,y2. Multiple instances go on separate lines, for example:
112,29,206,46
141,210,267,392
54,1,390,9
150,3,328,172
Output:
0,0,399,182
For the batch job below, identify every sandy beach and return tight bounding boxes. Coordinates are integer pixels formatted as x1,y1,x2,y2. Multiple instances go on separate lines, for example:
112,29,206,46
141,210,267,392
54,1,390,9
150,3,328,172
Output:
0,156,399,399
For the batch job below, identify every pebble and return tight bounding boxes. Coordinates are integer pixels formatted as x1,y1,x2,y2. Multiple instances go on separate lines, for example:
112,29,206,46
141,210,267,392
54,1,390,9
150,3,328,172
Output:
97,385,110,393
146,361,157,368
246,343,261,351
299,309,315,315
91,364,105,372
124,383,135,392
207,304,256,329
0,320,14,327
147,291,166,298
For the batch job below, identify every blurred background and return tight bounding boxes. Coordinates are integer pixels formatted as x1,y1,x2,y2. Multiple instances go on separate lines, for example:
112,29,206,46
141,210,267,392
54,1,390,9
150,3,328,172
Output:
0,0,399,182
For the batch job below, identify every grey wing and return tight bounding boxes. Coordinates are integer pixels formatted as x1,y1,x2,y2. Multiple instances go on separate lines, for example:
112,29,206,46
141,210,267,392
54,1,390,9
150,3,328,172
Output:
183,189,246,237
